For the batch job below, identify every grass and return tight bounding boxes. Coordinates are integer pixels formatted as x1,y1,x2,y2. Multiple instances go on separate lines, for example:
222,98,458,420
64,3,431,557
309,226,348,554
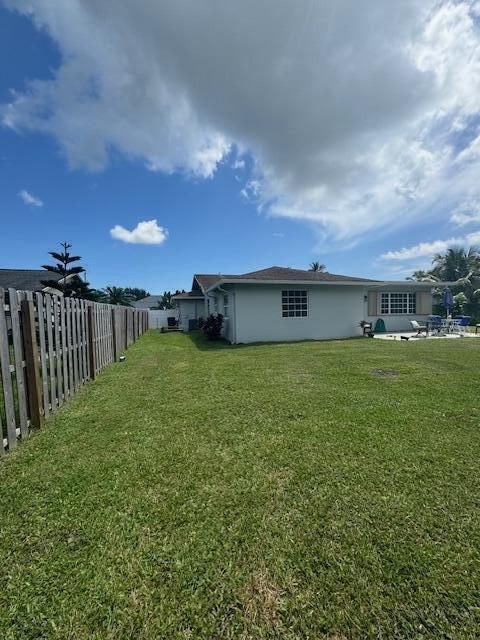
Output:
1,331,480,639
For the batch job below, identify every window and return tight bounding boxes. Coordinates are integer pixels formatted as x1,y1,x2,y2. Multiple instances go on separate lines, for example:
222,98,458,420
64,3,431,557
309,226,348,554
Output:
223,294,229,317
282,290,308,317
380,292,416,314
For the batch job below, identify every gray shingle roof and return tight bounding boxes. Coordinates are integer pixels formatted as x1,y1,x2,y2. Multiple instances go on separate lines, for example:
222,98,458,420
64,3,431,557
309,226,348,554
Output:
0,269,62,292
237,266,379,283
194,266,379,291
133,295,164,309
194,274,236,291
171,291,205,300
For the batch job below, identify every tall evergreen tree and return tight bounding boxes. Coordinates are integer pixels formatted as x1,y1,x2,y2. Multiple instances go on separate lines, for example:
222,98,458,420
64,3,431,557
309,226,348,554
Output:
41,241,95,298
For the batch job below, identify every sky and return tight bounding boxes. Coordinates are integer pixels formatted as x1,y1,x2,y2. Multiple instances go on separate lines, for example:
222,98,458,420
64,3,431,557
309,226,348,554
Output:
1,1,480,293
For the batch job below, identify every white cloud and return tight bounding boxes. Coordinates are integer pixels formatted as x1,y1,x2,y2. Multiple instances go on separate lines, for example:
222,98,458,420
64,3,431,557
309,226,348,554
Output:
232,158,245,171
18,189,43,207
381,230,480,261
450,199,480,226
3,1,480,242
110,219,168,245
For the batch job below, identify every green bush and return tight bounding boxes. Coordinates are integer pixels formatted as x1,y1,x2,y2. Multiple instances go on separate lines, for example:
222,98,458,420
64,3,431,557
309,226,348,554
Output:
202,313,224,340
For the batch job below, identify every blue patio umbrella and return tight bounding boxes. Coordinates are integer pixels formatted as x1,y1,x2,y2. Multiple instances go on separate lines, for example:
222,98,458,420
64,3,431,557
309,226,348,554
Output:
441,287,454,316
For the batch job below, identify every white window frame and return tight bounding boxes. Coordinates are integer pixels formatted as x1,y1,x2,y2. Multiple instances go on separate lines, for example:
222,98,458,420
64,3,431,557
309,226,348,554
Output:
380,292,416,315
223,294,229,317
281,289,308,318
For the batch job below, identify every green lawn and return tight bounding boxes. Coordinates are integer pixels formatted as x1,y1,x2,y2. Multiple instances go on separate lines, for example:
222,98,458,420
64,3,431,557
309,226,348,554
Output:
1,332,480,639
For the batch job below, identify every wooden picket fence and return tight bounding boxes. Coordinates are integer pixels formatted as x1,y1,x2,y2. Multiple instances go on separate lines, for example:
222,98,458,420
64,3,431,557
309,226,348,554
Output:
0,288,148,454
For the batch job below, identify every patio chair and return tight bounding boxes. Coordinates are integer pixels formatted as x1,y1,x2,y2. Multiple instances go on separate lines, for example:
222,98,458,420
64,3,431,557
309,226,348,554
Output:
427,315,443,335
410,319,428,337
453,316,471,335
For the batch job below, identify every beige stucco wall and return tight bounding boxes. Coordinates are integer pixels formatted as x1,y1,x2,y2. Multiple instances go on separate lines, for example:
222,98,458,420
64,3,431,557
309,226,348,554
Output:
365,287,433,332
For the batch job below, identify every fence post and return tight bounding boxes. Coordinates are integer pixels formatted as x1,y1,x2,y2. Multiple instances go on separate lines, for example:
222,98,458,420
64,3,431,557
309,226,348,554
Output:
87,305,97,379
21,298,44,430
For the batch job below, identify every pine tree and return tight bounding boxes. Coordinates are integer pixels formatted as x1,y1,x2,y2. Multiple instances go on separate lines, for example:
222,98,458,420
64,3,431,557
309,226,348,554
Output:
41,241,94,298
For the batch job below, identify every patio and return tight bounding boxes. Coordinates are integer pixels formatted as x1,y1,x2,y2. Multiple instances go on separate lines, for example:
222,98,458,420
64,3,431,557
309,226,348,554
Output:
373,331,480,341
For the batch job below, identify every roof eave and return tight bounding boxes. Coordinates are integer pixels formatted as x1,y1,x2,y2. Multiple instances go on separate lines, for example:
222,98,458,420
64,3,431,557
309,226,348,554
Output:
206,278,379,292
366,281,457,288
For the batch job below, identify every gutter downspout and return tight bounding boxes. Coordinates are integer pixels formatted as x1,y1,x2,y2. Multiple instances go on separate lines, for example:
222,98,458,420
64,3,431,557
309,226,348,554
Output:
216,285,237,344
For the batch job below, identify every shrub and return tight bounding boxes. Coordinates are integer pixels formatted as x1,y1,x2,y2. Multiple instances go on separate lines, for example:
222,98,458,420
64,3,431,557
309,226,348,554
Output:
197,316,205,329
202,313,224,340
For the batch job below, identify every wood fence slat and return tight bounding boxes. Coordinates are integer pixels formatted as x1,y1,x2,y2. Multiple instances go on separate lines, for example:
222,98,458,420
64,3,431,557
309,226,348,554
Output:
87,305,96,378
100,306,104,370
35,292,50,420
0,288,17,449
45,294,57,411
96,305,101,373
80,300,88,382
60,296,68,401
78,300,83,382
53,295,63,406
9,289,29,435
21,297,43,430
65,298,74,394
108,306,114,363
75,300,83,388
71,298,79,390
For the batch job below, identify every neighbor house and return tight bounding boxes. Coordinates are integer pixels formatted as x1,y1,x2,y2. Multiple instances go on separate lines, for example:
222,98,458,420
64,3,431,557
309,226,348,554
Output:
172,266,434,344
0,269,64,293
133,295,164,310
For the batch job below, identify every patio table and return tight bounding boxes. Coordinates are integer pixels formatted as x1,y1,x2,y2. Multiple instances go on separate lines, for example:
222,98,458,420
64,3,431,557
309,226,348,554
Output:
441,318,460,333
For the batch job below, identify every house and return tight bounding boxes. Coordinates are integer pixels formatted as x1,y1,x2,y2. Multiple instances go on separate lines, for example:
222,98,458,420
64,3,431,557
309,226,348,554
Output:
173,266,434,344
133,295,164,310
0,269,64,293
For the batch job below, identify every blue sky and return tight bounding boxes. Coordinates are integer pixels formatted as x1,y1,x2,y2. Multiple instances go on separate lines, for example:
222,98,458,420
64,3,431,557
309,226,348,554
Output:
1,2,480,293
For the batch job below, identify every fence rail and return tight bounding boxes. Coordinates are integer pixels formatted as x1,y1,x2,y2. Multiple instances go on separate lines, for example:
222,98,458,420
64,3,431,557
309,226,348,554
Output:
0,289,148,454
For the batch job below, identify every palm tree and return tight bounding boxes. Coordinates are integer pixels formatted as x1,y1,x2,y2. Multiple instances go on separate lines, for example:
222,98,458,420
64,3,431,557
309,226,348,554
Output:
406,270,438,282
309,261,326,272
412,246,480,321
431,246,480,282
156,291,174,310
101,286,134,306
125,287,150,301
